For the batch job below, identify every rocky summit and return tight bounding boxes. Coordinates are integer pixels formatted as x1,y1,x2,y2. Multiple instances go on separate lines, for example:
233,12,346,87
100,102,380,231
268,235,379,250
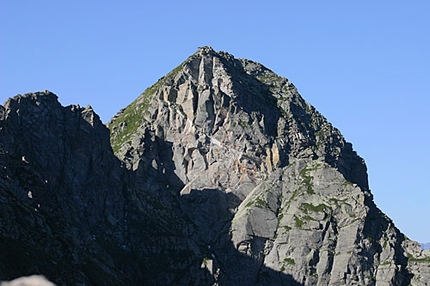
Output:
1,47,429,285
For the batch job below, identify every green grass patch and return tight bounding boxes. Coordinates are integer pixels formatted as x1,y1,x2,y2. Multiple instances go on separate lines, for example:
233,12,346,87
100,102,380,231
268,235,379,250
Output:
300,202,327,213
299,164,318,195
245,195,269,209
277,212,284,226
343,180,354,186
303,215,316,221
284,257,295,265
407,253,430,263
254,197,270,208
294,216,304,228
245,200,254,208
108,61,186,154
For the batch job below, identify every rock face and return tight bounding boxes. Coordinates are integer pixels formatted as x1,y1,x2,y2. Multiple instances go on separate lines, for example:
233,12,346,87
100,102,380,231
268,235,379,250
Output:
0,92,136,284
1,47,429,285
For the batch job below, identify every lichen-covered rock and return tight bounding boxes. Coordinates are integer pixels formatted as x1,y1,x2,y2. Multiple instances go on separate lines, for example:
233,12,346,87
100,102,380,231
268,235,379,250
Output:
1,47,428,285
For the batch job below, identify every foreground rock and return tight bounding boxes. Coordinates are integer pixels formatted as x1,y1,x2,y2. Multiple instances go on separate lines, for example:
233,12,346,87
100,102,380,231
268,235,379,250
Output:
1,275,55,286
1,47,429,285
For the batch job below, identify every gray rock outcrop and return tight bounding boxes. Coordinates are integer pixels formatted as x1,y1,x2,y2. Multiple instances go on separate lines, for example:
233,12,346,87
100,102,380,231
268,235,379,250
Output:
1,47,429,285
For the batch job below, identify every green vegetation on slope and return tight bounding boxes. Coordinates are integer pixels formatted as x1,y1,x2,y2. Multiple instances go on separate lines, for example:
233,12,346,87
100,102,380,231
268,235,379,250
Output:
108,62,184,153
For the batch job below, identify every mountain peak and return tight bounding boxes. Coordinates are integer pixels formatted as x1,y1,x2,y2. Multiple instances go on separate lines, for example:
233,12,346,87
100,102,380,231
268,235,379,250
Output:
197,45,215,54
109,47,368,189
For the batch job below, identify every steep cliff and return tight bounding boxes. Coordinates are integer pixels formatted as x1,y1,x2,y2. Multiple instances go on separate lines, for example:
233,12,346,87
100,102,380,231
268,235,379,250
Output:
0,92,135,284
1,47,429,285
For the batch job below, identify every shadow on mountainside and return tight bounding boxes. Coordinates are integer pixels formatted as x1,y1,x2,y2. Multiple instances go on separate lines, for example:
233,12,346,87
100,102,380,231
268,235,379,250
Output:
361,197,413,285
128,135,304,285
178,188,303,286
0,95,299,285
0,95,140,284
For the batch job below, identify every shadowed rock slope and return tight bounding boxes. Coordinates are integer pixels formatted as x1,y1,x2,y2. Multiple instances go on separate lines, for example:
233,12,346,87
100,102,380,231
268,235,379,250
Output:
1,47,429,285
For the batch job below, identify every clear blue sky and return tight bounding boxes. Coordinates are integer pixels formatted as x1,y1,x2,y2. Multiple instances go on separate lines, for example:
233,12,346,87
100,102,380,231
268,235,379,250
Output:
1,1,429,242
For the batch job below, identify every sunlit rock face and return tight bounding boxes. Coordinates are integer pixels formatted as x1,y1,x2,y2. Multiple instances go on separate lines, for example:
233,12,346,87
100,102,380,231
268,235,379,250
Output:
1,47,428,285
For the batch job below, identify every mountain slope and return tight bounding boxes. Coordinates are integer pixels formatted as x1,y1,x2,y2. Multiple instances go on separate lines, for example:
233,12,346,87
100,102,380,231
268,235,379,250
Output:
1,47,429,285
